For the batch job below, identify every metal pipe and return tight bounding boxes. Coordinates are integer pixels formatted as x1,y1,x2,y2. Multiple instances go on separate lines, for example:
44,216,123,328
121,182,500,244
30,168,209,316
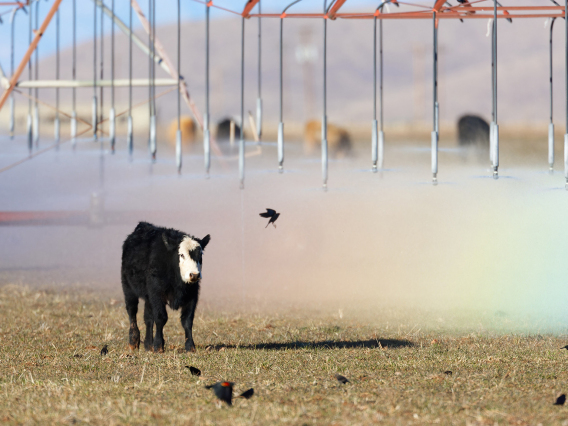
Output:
372,12,378,172
93,0,98,140
322,0,328,190
149,0,157,161
54,6,60,146
432,11,438,185
204,1,210,174
148,0,152,155
128,0,133,159
176,0,182,173
71,0,77,144
549,17,556,172
100,3,104,142
278,0,302,172
8,78,178,88
565,0,568,189
239,15,246,189
256,0,262,141
33,0,39,148
492,0,499,178
110,0,116,153
27,1,32,153
9,7,18,139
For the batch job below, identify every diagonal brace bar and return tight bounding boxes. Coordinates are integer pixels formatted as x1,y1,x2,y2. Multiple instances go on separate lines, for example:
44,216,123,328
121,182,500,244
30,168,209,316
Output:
0,0,63,112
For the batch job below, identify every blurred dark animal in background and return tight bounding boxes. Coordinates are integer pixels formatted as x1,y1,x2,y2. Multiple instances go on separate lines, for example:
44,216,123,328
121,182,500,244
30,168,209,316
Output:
457,115,490,161
216,118,241,141
457,115,490,147
121,222,210,353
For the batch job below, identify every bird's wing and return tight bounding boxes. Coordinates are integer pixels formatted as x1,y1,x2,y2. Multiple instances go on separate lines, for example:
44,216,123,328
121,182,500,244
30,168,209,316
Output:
266,208,276,216
259,212,271,218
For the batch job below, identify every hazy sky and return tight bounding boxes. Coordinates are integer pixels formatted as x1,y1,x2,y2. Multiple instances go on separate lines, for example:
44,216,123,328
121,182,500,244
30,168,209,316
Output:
0,0,412,75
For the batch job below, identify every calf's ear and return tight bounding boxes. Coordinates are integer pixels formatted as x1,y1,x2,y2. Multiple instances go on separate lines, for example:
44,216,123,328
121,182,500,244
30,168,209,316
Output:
162,233,176,251
199,234,211,250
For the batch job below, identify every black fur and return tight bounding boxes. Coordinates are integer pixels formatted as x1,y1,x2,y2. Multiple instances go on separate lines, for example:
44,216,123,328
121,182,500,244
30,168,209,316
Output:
121,222,211,353
457,115,490,147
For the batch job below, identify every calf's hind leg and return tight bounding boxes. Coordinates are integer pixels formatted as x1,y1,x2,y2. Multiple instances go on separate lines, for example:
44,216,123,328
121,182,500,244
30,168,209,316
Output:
123,287,140,350
150,299,168,353
143,297,154,351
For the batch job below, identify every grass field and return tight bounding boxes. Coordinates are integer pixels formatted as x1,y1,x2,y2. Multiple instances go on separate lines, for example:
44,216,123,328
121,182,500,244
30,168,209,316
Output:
2,284,568,425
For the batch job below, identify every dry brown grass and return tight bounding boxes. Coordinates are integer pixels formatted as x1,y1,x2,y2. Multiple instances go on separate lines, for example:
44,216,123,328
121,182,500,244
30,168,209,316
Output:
1,284,568,425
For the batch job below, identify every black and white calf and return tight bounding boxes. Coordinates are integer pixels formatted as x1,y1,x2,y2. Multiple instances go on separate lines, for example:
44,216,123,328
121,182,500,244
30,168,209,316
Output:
121,222,211,353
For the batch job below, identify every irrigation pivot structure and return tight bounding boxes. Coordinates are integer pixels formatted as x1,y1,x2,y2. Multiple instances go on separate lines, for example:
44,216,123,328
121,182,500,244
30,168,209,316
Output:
0,1,567,189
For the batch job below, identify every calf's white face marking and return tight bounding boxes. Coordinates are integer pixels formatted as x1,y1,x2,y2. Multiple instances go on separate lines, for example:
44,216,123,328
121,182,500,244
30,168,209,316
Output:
178,237,202,283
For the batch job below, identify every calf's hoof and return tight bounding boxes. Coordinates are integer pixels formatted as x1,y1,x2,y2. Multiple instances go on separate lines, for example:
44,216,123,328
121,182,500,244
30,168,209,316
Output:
128,343,139,351
185,346,196,353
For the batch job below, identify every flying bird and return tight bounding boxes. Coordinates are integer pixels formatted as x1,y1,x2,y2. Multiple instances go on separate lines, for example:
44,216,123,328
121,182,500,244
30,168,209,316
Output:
205,381,234,406
238,388,254,399
100,345,108,356
259,208,280,228
335,374,349,384
555,394,566,405
186,366,201,376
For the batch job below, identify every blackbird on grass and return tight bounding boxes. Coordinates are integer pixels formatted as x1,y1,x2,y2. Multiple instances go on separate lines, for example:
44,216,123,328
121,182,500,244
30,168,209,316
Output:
561,345,568,350
206,381,234,406
444,371,453,376
100,345,108,356
259,209,280,228
335,374,349,384
186,366,201,376
554,394,566,405
238,388,254,399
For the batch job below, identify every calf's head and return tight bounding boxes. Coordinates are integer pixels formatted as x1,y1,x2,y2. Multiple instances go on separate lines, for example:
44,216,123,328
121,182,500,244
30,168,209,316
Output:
163,233,211,283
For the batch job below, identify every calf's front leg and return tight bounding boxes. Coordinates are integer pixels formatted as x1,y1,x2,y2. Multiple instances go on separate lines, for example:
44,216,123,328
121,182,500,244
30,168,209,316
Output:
181,298,198,352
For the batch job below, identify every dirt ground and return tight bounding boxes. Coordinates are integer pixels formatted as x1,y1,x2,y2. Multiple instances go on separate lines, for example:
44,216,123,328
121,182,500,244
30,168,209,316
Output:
1,285,568,425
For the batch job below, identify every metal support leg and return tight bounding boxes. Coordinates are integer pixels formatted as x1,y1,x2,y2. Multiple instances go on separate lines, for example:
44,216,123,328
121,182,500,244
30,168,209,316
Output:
549,123,555,172
492,0,499,179
277,112,284,168
322,114,328,190
127,116,133,159
176,129,182,172
204,114,210,173
54,116,60,145
239,16,245,189
256,98,263,142
9,96,15,139
432,13,439,185
322,2,328,190
92,96,98,140
150,115,157,161
431,131,438,185
372,119,378,172
492,123,499,179
109,107,116,151
27,113,32,154
71,111,77,146
564,0,568,188
33,104,39,148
